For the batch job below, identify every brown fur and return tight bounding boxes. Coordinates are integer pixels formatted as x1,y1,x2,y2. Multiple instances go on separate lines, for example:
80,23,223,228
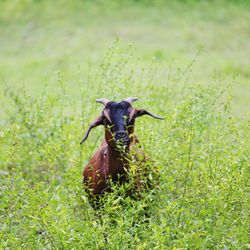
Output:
83,134,138,196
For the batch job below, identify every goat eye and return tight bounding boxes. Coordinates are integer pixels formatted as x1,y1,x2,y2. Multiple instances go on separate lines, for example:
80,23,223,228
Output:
105,119,111,125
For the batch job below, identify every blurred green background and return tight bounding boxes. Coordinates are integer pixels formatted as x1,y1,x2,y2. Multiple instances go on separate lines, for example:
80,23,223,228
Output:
0,0,249,118
1,1,249,249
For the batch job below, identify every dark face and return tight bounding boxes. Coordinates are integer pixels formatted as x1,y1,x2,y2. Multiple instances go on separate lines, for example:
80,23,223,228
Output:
103,101,134,147
80,97,163,146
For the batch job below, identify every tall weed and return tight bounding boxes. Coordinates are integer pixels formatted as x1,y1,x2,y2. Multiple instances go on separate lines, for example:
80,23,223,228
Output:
0,45,249,249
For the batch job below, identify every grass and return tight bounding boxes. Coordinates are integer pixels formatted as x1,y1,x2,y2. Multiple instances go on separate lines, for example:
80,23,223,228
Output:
0,1,249,249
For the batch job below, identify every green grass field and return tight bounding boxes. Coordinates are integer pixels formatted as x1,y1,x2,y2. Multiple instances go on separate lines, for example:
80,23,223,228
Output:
0,1,249,249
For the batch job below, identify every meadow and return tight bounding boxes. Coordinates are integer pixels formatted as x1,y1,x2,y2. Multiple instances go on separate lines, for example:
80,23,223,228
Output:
0,1,249,249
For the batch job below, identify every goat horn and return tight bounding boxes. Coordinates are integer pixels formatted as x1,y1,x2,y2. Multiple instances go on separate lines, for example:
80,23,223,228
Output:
96,99,110,106
124,97,138,104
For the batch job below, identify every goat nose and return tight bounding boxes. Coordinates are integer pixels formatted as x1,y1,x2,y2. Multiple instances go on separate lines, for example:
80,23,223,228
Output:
116,131,128,139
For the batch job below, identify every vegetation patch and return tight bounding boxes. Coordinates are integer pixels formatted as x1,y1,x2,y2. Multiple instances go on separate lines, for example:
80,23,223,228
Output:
1,43,249,249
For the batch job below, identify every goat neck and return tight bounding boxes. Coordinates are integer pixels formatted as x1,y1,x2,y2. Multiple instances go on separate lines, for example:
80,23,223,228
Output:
105,140,130,183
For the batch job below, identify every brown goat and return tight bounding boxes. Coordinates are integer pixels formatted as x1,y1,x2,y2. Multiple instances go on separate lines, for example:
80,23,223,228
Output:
80,97,163,197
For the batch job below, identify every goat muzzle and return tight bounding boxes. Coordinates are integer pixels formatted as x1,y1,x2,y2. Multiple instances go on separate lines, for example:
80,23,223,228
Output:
115,131,130,146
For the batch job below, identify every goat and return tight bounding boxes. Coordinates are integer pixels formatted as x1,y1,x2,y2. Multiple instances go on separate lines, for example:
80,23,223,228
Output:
80,97,163,198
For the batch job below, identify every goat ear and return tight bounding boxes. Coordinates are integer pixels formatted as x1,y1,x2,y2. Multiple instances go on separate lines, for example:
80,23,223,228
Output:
135,109,164,120
80,116,104,144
